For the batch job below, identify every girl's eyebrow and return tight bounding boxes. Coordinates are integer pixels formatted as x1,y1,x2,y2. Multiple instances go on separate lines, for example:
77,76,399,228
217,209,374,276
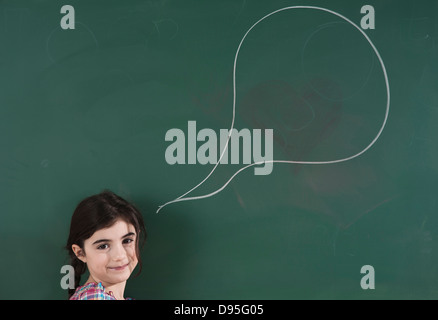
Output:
92,232,136,245
122,232,136,238
93,238,110,245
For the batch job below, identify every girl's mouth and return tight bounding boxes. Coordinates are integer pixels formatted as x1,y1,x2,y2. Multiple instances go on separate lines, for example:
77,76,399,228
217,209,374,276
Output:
108,263,129,271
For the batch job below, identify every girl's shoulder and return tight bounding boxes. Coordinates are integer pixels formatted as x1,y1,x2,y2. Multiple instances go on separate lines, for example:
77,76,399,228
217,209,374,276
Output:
69,282,116,300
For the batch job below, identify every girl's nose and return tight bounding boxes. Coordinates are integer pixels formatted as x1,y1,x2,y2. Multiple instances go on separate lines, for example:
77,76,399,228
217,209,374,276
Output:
111,243,127,261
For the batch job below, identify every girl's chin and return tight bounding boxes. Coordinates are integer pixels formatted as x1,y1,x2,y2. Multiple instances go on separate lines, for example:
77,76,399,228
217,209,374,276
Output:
107,268,134,282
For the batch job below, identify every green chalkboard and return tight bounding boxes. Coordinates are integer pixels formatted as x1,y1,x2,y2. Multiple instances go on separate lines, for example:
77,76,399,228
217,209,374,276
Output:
1,0,438,299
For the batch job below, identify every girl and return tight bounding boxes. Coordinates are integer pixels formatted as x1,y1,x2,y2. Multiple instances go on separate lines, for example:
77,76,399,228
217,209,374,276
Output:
66,190,146,300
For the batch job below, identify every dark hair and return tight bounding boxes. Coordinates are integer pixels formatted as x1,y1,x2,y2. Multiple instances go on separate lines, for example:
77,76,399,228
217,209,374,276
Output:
65,190,146,298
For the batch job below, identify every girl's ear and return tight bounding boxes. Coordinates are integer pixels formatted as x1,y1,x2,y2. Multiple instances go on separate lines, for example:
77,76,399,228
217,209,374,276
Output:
72,244,87,263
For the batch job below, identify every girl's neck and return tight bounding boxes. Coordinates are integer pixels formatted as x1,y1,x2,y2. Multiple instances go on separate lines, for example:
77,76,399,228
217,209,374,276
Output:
85,275,127,300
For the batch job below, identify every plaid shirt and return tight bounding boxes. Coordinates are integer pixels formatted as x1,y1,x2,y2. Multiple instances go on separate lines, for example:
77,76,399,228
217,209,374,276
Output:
70,282,133,300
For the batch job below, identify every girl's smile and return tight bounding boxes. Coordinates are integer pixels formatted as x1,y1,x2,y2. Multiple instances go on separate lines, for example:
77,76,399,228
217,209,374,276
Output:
108,263,129,271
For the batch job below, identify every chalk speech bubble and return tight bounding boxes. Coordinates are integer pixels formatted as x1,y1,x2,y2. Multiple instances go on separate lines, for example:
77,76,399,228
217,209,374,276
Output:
157,6,390,213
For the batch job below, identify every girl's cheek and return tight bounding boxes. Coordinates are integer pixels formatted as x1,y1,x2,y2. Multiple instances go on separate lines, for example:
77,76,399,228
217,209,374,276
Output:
94,251,110,265
128,246,137,259
127,247,138,263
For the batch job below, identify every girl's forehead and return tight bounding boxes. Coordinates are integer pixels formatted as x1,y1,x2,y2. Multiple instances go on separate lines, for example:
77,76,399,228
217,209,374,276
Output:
88,220,136,241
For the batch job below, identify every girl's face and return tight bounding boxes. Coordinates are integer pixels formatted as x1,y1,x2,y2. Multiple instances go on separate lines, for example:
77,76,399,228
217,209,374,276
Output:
73,219,138,286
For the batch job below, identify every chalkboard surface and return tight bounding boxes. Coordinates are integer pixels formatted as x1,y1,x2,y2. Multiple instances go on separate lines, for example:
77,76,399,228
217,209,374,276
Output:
1,0,438,299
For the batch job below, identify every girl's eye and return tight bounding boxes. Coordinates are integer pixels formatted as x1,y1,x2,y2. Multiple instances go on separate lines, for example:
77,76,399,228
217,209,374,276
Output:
123,238,134,244
97,244,109,250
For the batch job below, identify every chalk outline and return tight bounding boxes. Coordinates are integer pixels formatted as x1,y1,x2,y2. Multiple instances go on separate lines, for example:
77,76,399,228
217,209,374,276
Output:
157,6,390,213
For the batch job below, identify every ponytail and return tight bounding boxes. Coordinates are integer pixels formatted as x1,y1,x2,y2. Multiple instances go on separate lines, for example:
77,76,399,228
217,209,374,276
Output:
67,253,86,299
